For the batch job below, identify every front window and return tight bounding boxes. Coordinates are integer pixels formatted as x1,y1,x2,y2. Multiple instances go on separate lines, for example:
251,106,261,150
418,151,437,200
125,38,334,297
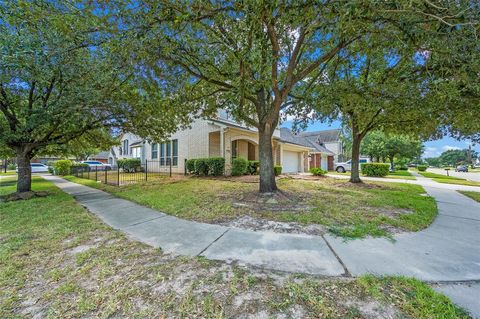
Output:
160,142,165,165
231,140,238,160
131,147,141,159
123,140,129,155
172,139,178,166
152,143,158,159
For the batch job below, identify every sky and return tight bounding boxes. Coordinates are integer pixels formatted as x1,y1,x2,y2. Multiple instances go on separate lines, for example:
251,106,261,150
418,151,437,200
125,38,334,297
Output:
280,119,480,159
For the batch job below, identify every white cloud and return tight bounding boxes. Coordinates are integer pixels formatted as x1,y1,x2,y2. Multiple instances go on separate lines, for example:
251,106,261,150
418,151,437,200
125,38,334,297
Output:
423,146,440,158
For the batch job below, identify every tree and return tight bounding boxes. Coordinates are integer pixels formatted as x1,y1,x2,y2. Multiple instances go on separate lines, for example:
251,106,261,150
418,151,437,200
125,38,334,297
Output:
0,1,193,193
361,131,387,162
127,1,395,192
424,157,442,168
383,135,423,170
439,149,478,167
289,1,477,183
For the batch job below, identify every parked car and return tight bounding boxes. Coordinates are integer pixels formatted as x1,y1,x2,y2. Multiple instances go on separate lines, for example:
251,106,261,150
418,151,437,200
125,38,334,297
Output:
455,165,468,172
15,163,49,173
80,161,112,171
334,158,370,173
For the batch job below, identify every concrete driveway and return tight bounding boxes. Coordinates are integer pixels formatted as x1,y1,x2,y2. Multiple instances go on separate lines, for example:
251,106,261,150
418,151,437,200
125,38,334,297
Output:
428,167,480,182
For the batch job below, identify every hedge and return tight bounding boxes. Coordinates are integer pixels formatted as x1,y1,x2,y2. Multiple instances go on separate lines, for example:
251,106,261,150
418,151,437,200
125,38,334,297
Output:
309,167,327,176
186,159,196,174
187,157,225,176
361,163,390,177
206,157,225,176
232,157,248,176
7,163,16,170
117,158,141,173
247,160,260,175
54,160,72,176
417,165,428,172
274,165,282,176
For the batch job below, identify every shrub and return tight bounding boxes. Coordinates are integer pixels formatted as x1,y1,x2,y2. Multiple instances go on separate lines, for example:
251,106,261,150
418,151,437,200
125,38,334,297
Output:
396,165,408,171
194,158,209,176
7,163,16,170
310,167,327,176
247,160,260,175
186,159,196,174
361,163,389,177
274,165,282,176
206,157,225,176
118,158,141,173
54,160,73,176
417,165,428,172
232,157,248,176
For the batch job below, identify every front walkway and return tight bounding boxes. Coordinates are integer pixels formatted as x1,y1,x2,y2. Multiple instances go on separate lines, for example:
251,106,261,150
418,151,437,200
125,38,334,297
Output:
43,175,480,317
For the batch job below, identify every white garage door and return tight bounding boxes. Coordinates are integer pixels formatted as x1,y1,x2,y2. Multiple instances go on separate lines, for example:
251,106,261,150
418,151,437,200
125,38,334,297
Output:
282,151,300,173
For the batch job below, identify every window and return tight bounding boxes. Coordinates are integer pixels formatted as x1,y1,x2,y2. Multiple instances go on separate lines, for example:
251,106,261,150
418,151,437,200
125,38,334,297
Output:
151,143,158,159
123,140,129,155
160,142,166,165
119,146,123,156
172,139,178,166
131,147,141,158
231,140,238,160
166,141,171,165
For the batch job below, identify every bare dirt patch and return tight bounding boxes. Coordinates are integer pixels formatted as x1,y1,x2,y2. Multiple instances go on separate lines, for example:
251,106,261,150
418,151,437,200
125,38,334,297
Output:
220,215,326,236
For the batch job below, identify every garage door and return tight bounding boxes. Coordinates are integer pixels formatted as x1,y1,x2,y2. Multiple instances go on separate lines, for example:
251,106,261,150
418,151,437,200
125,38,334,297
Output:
282,151,300,173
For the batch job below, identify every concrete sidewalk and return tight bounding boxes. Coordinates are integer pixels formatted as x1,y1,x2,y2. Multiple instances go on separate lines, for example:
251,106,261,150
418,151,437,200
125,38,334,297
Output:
43,175,480,317
43,175,345,276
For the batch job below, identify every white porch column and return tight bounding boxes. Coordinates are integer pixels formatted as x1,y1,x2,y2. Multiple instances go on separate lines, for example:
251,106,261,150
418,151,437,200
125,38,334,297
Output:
220,127,224,158
279,143,283,167
300,152,305,172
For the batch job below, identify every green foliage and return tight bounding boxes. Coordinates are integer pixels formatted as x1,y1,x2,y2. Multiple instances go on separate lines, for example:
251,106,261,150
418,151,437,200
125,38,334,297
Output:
309,167,327,176
232,158,248,176
7,163,15,170
417,165,428,172
54,160,73,176
186,159,196,174
117,159,141,173
247,161,260,175
274,166,282,176
361,163,389,177
206,157,225,176
194,158,209,176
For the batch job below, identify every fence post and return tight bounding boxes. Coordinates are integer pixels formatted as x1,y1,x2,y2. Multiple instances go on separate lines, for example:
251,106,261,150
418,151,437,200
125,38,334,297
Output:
117,165,120,186
169,158,172,177
88,167,90,179
95,166,98,181
184,158,187,175
105,166,108,184
145,159,148,181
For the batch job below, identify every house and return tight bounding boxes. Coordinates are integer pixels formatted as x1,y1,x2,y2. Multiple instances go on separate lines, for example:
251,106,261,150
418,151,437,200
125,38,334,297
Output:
87,151,110,164
109,110,339,175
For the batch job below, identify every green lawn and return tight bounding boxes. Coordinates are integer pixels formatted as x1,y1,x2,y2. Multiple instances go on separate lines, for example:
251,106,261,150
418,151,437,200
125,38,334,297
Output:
0,171,16,176
65,175,437,239
418,171,480,187
0,178,468,318
459,191,480,202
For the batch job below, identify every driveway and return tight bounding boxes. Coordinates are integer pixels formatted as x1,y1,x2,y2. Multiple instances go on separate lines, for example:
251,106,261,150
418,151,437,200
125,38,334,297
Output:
428,167,480,182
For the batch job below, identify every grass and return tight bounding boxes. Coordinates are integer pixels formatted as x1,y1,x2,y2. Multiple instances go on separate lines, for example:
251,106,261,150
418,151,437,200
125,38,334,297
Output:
459,191,480,202
64,175,437,239
0,171,16,176
418,171,480,187
0,178,468,318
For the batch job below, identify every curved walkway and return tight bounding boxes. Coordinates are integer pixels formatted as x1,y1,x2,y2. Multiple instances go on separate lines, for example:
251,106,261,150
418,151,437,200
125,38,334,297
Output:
43,174,480,316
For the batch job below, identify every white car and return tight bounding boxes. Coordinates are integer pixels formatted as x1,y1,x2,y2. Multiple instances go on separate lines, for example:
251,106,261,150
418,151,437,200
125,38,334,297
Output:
80,161,112,170
15,163,50,173
334,158,370,173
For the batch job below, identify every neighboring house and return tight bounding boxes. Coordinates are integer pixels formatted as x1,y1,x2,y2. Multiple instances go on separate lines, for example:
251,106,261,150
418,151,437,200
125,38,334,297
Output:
87,151,110,164
109,110,341,175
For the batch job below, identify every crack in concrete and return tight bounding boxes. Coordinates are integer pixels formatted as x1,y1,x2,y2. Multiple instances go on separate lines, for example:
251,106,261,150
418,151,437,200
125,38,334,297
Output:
197,228,231,256
321,235,351,277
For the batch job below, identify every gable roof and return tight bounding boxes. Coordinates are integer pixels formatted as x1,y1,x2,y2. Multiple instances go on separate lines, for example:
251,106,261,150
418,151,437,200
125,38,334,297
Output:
297,129,341,143
279,128,335,155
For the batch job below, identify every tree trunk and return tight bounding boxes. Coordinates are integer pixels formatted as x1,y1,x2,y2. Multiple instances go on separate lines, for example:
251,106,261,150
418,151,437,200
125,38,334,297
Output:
16,147,33,193
350,134,362,183
258,124,277,193
389,156,395,171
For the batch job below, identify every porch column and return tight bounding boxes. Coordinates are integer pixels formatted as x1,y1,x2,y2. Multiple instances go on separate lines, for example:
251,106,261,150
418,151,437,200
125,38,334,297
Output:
220,127,224,158
300,152,305,172
279,143,283,167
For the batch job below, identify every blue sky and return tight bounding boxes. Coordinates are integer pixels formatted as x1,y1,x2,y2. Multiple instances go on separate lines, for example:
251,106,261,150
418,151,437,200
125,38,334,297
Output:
280,120,480,159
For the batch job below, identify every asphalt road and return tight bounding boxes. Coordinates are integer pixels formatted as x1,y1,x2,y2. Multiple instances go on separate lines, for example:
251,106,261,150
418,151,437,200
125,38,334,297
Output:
428,168,480,182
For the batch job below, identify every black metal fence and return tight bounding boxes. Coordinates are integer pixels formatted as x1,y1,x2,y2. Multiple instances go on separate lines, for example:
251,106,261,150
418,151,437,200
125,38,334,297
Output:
70,160,172,186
